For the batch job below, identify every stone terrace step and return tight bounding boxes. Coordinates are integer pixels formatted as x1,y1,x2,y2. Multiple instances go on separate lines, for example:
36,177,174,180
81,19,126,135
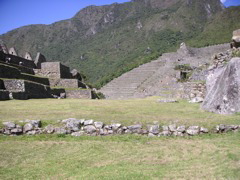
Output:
100,59,162,99
0,62,34,75
20,73,50,86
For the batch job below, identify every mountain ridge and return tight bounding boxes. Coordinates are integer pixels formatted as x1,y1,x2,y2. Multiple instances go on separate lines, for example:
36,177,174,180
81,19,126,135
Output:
1,0,239,88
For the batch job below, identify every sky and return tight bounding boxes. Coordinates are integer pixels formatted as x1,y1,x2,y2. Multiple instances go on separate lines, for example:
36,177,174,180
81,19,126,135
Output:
0,0,239,35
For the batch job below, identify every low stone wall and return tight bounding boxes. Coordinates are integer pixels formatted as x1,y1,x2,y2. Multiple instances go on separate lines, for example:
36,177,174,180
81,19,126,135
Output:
3,80,51,99
66,89,92,99
183,82,206,102
21,74,50,86
1,118,239,137
3,79,25,92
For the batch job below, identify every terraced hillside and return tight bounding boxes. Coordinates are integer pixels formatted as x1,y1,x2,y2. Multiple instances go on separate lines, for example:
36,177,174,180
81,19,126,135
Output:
100,43,229,99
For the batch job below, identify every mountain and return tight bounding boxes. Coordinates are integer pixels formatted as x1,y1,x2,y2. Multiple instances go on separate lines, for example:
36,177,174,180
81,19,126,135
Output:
1,0,239,88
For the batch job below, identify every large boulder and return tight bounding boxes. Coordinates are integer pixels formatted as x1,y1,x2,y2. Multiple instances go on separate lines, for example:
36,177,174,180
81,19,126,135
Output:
202,58,240,114
231,29,240,48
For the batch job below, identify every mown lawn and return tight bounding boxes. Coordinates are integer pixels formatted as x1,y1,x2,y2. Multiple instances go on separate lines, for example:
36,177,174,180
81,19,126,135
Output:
0,97,240,179
0,133,240,179
0,97,240,128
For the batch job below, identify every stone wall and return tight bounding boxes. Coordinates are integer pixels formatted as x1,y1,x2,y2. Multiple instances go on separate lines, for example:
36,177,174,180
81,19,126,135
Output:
40,62,72,79
3,80,51,99
66,89,92,99
183,82,206,102
49,79,86,88
1,118,239,137
21,74,50,86
3,53,36,69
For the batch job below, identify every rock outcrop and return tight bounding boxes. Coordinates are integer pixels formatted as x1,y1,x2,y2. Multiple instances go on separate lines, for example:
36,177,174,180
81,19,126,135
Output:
202,57,240,114
231,29,240,48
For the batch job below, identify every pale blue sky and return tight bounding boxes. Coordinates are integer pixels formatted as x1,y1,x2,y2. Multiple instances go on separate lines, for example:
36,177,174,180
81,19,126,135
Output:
0,0,239,35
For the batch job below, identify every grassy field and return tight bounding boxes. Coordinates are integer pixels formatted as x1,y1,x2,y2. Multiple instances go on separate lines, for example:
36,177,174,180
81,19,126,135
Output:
1,97,240,179
0,134,240,179
0,97,240,128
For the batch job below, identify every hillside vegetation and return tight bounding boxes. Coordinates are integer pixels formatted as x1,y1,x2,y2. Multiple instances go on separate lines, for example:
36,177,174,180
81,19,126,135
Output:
1,0,240,88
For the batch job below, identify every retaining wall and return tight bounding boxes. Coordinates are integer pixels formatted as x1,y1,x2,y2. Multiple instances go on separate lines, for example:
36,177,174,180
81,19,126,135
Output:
66,89,92,99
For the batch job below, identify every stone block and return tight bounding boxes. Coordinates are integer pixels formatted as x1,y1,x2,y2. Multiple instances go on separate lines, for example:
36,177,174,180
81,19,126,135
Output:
65,89,92,99
41,62,71,79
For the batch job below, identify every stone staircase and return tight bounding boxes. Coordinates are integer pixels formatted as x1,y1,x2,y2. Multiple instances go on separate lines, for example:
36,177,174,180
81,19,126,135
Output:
100,43,230,99
100,60,163,99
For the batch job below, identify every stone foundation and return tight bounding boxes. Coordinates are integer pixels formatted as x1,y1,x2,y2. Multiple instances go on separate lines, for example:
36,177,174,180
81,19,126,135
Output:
183,82,206,102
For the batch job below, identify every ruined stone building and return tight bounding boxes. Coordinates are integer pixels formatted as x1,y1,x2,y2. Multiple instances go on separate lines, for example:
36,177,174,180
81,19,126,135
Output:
0,44,96,100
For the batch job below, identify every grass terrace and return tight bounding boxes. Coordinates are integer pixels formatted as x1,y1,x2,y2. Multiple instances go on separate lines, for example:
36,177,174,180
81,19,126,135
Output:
0,97,240,179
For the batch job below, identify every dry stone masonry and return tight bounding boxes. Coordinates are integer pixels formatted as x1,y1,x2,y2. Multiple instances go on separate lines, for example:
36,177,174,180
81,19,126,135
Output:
0,44,97,100
1,118,239,137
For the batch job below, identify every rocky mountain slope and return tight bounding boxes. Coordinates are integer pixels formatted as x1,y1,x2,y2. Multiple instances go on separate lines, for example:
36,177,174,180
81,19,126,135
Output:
1,0,240,87
100,43,229,99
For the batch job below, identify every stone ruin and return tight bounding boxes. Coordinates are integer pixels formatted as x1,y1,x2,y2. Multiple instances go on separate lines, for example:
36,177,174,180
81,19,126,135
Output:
0,44,97,100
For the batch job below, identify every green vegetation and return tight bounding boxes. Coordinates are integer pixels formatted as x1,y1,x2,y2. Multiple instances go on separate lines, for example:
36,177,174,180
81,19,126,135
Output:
1,98,240,179
232,49,240,57
174,64,193,71
0,128,240,179
0,97,240,128
2,0,238,88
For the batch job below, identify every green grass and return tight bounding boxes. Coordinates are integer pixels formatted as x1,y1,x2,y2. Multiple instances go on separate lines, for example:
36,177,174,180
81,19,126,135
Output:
0,133,240,179
1,98,240,179
0,97,239,128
